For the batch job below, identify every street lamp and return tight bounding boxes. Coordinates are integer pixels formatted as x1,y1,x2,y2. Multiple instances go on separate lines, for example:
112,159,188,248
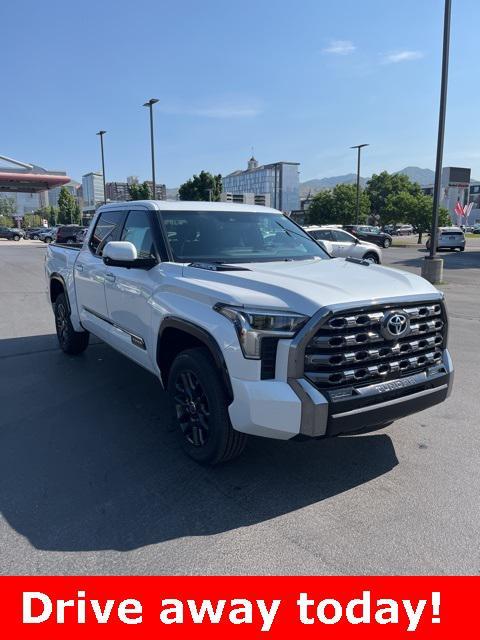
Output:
350,144,369,225
422,0,452,284
143,98,159,199
96,130,107,205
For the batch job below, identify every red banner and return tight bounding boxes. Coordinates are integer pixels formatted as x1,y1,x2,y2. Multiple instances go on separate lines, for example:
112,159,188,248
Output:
0,576,477,638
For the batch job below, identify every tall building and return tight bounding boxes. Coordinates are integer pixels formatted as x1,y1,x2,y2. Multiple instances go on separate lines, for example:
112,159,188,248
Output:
105,180,166,202
105,181,130,202
82,171,104,207
222,157,300,212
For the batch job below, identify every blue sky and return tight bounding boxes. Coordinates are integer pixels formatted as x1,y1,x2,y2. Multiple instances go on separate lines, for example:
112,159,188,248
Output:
2,0,479,186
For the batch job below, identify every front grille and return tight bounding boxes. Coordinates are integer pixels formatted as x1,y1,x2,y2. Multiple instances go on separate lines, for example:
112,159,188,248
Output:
304,302,446,390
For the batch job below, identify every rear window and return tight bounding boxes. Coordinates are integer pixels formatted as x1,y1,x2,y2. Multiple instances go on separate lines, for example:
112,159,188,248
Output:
440,231,463,236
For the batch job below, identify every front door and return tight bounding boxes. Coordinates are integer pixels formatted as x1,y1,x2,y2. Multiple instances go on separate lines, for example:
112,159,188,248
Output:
104,209,161,371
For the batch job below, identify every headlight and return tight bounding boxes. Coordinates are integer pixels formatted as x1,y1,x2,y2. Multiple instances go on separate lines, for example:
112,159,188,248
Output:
214,303,309,359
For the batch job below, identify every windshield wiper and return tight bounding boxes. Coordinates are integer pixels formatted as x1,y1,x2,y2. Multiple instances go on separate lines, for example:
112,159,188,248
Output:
188,261,250,271
274,220,312,241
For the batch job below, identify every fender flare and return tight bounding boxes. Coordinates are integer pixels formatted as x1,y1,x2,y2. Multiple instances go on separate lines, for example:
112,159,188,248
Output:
157,317,233,402
50,274,70,311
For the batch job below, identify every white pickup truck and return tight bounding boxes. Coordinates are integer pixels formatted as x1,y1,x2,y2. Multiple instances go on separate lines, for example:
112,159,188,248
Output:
45,201,453,464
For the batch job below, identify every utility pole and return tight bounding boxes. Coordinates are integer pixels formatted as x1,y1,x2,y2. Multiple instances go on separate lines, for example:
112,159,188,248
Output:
422,0,452,284
350,144,369,225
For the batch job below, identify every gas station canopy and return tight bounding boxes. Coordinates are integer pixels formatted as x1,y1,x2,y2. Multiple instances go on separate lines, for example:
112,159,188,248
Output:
0,154,71,193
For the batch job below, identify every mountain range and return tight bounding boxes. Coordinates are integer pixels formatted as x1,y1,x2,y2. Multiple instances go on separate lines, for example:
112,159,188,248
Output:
299,166,436,197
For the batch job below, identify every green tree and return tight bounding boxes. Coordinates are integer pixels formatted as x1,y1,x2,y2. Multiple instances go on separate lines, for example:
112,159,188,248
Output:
73,202,82,225
365,171,422,225
57,187,77,224
308,183,370,225
48,205,58,226
0,196,16,218
128,181,151,200
385,192,450,243
178,171,222,201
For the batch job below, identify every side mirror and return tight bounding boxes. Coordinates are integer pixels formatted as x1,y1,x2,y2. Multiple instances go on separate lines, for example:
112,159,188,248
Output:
103,241,137,266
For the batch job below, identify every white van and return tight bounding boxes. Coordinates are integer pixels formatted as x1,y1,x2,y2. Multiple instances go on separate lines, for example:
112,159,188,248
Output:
426,226,465,251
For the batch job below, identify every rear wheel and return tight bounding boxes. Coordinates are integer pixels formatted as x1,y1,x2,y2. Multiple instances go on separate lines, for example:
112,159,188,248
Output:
33,234,39,240
167,347,247,465
45,237,52,243
13,234,21,241
363,252,380,264
54,293,89,355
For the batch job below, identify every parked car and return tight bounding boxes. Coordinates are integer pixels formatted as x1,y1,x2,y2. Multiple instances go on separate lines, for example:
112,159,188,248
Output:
426,227,465,251
56,225,83,244
303,225,382,263
344,225,393,248
473,224,480,234
394,224,414,236
39,227,58,243
45,201,453,465
25,227,46,240
0,226,25,241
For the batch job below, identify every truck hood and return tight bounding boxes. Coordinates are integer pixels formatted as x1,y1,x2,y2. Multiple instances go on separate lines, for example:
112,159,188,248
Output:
180,258,440,316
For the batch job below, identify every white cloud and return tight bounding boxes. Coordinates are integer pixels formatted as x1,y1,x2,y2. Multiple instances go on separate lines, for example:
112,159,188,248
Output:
322,40,356,55
159,102,262,119
383,50,424,64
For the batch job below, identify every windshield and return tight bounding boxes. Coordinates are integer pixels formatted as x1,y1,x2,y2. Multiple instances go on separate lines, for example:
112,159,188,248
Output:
160,211,329,263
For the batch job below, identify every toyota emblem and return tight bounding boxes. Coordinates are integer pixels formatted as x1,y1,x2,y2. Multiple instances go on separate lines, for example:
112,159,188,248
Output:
381,310,410,340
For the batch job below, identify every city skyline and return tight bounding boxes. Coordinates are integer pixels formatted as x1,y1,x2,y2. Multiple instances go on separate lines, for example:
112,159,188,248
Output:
2,0,480,187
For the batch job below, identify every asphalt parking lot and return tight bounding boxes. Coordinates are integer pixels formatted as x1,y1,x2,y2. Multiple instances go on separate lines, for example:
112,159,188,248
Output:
0,239,479,575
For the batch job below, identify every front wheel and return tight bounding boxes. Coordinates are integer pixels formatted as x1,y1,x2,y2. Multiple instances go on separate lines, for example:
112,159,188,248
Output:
33,234,39,240
382,238,391,248
54,293,89,355
13,235,21,241
45,237,52,243
167,347,247,465
363,252,380,264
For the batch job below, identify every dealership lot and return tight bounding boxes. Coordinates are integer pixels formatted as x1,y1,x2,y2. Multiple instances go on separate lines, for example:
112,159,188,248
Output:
0,240,479,575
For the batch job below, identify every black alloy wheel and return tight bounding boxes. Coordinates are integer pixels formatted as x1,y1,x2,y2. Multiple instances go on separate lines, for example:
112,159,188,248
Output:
174,369,210,447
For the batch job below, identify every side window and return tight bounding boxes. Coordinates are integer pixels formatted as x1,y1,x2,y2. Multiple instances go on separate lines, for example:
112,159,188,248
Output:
332,230,354,243
121,210,156,260
312,230,332,241
89,211,126,256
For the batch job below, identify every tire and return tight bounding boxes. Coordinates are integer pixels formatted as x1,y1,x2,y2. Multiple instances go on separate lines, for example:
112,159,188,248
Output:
363,252,380,264
33,234,39,240
459,247,465,251
13,235,21,241
45,237,52,243
167,347,247,465
382,238,391,248
54,293,89,355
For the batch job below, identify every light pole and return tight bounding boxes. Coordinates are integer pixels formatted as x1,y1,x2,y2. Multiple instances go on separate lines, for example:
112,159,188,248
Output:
143,98,159,199
350,144,369,225
422,0,452,284
96,130,107,205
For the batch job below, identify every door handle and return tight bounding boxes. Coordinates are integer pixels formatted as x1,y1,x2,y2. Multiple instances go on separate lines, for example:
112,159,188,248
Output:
105,272,116,283
75,263,84,272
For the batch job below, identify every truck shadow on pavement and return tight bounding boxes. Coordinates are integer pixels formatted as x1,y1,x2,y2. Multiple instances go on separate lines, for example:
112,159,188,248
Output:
0,334,398,553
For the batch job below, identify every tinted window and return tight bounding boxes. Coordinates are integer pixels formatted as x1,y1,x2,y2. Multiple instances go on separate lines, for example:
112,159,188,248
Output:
121,210,156,260
89,210,126,256
332,230,355,242
311,229,333,241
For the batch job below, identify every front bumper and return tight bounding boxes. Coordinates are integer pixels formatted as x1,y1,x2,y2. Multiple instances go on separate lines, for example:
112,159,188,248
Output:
228,350,453,441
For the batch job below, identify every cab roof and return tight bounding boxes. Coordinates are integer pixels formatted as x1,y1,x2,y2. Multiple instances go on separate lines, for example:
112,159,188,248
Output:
97,200,282,215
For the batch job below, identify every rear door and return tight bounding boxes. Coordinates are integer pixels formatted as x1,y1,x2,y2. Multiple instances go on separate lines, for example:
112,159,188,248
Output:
74,209,126,339
104,208,164,370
